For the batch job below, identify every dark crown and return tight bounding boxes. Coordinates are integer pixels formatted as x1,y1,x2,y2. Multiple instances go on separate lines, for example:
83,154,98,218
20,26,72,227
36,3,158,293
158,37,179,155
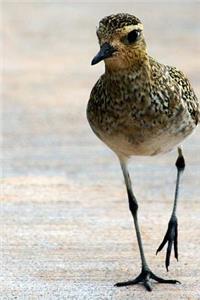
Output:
99,13,141,34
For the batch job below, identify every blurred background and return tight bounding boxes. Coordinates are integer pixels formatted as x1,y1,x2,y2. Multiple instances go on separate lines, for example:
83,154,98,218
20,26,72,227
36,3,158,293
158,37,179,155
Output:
2,1,200,299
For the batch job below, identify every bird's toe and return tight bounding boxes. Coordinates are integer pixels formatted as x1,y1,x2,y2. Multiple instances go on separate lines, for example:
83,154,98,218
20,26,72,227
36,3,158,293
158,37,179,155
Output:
156,216,178,271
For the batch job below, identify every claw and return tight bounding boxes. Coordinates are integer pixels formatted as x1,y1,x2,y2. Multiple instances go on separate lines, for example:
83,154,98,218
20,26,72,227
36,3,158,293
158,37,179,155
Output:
174,223,178,261
114,274,141,287
166,240,173,271
156,231,168,255
144,280,152,292
151,272,181,284
156,216,178,271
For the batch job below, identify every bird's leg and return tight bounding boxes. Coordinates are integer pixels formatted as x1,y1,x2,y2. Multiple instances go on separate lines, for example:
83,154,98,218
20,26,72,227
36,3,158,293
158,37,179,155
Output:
115,157,180,291
156,147,185,271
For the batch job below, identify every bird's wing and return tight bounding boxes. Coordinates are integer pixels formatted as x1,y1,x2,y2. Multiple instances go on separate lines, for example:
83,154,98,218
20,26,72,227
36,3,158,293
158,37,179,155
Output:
167,65,200,125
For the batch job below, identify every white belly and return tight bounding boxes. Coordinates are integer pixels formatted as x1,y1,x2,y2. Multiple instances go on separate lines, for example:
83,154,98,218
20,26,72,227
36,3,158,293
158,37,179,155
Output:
101,126,195,157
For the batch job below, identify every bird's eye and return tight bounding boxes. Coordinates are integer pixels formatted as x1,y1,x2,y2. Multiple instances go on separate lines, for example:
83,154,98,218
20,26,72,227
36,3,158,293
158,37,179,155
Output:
127,30,140,44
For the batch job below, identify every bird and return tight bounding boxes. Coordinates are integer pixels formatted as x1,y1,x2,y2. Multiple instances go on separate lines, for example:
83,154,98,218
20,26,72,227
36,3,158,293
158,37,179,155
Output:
87,13,199,292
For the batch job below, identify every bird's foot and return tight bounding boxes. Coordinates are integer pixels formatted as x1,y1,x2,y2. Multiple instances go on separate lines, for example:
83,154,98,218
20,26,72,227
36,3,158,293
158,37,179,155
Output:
115,266,180,292
156,215,178,271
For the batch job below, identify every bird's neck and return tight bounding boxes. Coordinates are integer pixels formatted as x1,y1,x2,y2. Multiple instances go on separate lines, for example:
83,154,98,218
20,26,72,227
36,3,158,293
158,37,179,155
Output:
104,53,151,81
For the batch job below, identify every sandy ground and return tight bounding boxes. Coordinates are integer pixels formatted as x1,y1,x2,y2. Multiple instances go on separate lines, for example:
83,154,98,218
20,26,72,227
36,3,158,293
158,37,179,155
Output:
1,2,200,299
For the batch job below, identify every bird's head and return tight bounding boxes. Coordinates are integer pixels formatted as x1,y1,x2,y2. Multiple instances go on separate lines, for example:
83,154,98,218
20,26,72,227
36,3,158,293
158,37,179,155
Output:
91,13,147,72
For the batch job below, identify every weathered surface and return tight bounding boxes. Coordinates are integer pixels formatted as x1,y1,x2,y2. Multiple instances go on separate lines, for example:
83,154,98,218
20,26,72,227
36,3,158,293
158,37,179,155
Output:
1,2,200,299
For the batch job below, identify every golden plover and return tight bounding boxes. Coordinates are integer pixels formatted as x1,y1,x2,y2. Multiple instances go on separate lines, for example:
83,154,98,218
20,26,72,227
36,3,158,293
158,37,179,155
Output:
87,13,199,291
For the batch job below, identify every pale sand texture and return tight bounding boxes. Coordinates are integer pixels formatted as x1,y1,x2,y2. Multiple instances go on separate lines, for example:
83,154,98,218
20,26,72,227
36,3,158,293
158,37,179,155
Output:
1,2,200,299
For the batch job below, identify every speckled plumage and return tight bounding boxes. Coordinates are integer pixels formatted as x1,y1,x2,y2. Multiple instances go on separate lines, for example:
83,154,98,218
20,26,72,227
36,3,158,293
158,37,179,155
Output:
87,14,200,290
98,13,141,37
87,14,199,158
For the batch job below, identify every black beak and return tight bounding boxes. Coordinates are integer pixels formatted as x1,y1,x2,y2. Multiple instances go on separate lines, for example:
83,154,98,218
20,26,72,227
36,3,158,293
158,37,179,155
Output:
91,42,117,65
